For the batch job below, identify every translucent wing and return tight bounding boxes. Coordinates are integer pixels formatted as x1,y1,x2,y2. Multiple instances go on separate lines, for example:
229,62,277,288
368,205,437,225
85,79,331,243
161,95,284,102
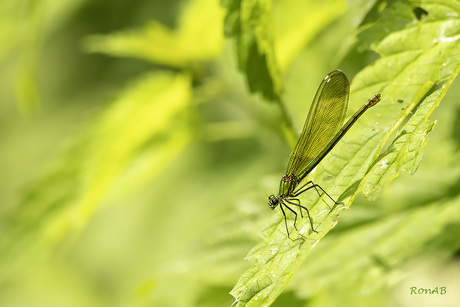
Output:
286,70,349,177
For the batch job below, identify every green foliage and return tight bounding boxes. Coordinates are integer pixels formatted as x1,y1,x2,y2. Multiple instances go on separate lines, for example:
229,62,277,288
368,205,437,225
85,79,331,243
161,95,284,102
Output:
1,0,460,306
85,0,224,67
223,0,282,101
230,0,460,305
0,72,192,273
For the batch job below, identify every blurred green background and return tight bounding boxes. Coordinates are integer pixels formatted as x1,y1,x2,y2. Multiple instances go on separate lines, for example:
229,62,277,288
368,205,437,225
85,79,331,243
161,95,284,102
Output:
1,0,460,306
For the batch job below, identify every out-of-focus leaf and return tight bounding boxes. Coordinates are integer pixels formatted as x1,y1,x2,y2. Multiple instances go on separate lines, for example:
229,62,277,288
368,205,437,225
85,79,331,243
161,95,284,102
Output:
0,0,85,61
274,0,346,71
223,0,282,101
84,0,224,67
0,72,192,275
230,0,460,305
0,0,87,113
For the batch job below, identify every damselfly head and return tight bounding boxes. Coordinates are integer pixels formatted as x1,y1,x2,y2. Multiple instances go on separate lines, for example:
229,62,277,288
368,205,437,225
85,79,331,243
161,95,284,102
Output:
268,195,279,209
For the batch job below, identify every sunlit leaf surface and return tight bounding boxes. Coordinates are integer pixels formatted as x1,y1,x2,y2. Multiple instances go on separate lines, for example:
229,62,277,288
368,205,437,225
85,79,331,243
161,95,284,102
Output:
1,0,460,306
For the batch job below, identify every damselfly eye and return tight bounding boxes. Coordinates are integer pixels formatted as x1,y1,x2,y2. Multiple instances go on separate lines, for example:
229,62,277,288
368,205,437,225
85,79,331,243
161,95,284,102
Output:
268,195,278,209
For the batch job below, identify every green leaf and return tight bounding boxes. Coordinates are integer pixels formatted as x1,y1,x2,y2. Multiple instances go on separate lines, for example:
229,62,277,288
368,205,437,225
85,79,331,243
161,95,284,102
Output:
0,72,192,268
360,83,449,199
273,0,346,71
2,0,86,114
231,0,460,305
223,0,282,101
291,194,460,298
84,0,224,67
